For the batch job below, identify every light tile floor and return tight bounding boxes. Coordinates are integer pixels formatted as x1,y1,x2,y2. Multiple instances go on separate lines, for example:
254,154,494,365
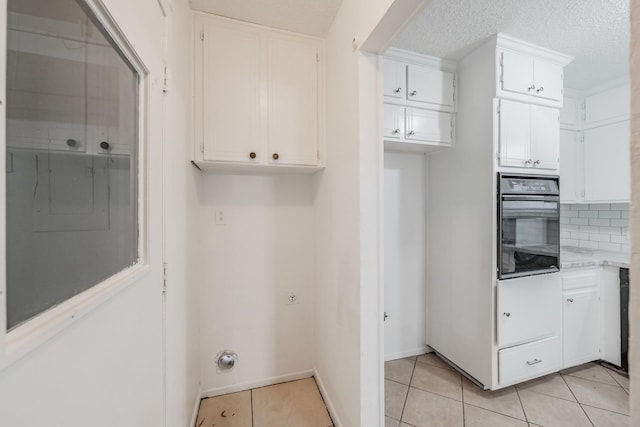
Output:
196,377,333,427
385,353,630,427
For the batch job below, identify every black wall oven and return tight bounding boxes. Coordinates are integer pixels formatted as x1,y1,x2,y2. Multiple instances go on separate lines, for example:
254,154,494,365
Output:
498,174,560,280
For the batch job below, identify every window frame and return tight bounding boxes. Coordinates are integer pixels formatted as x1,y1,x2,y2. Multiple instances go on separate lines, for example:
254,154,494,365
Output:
0,0,150,370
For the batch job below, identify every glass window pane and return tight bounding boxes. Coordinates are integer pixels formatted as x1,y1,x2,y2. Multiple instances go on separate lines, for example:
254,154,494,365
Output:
6,0,139,330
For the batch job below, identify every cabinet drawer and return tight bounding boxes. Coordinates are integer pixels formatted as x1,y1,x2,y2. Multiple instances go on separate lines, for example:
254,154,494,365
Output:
497,274,561,348
499,336,561,385
562,268,599,291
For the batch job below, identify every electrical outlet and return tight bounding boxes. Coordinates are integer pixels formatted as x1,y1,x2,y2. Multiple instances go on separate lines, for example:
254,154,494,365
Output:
215,209,226,225
285,291,300,305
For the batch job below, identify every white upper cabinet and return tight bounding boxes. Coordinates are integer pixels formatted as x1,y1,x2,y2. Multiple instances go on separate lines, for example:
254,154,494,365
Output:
267,36,319,166
583,120,630,202
194,14,324,172
407,64,455,108
383,58,406,99
382,49,456,152
560,97,580,130
584,83,630,127
498,99,559,170
202,22,261,164
559,130,582,203
496,35,572,108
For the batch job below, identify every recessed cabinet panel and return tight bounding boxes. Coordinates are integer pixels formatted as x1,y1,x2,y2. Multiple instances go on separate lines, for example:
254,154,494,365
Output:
563,289,601,368
585,84,630,126
383,58,406,99
383,104,404,139
559,130,582,203
501,51,533,97
497,274,561,348
407,65,455,108
267,37,318,166
560,97,580,129
405,108,452,145
530,105,559,170
202,23,261,163
584,121,630,202
499,99,531,168
533,60,563,102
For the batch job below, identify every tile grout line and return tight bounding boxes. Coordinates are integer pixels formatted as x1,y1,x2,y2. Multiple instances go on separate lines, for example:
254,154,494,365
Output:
398,357,418,424
599,362,629,390
460,372,465,427
250,388,254,427
514,386,529,424
559,373,596,427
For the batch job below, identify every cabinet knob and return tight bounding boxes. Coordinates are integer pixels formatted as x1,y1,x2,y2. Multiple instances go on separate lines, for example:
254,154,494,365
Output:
410,90,417,96
272,153,279,160
100,141,110,150
394,87,402,93
525,159,533,166
527,84,536,92
249,152,256,159
533,160,541,166
503,312,511,317
392,129,400,135
536,86,545,93
66,138,78,147
567,298,574,303
407,130,415,136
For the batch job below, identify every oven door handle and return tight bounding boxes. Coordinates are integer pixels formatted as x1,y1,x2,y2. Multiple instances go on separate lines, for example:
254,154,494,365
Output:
502,195,560,202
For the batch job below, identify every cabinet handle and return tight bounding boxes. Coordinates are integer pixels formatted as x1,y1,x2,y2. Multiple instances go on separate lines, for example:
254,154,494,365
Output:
394,87,402,93
410,90,417,96
503,312,511,317
527,84,536,92
536,86,545,93
526,358,543,366
272,153,279,160
392,129,400,135
567,298,574,303
407,130,415,136
525,159,533,166
249,152,256,159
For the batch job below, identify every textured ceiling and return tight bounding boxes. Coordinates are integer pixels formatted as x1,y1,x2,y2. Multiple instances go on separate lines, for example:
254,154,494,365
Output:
391,0,629,91
189,0,343,37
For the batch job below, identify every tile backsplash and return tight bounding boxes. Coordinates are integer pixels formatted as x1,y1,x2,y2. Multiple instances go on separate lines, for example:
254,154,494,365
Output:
560,203,630,253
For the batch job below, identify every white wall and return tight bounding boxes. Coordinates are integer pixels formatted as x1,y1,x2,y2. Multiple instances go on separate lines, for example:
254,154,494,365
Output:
0,0,200,426
313,1,394,425
197,174,315,396
383,152,427,361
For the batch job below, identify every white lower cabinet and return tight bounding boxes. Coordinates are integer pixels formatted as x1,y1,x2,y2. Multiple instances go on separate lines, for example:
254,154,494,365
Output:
499,336,562,385
497,274,561,348
563,288,601,368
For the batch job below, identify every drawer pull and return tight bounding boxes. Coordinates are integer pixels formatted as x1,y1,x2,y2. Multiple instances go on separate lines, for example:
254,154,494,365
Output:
526,358,542,366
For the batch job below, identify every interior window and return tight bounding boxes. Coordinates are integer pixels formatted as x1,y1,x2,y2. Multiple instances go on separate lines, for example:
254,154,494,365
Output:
5,0,139,330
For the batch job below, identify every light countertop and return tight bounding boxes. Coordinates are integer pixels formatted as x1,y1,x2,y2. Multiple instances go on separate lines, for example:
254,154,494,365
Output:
561,246,630,269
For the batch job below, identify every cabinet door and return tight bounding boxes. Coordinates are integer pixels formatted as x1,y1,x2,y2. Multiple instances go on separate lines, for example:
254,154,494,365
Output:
267,37,319,166
383,58,406,99
405,108,452,145
530,104,559,170
559,130,582,203
585,84,630,126
500,51,534,96
383,104,404,139
407,65,455,108
560,97,580,130
583,121,630,202
202,23,261,163
497,273,561,348
533,59,563,102
499,99,531,167
563,289,601,368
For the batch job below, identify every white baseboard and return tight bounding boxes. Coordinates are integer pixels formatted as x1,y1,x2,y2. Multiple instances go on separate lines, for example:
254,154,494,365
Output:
384,346,429,362
313,368,342,427
189,384,202,427
200,370,314,399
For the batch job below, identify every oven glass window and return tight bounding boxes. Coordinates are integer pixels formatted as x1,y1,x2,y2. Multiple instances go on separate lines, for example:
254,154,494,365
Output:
501,199,559,277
